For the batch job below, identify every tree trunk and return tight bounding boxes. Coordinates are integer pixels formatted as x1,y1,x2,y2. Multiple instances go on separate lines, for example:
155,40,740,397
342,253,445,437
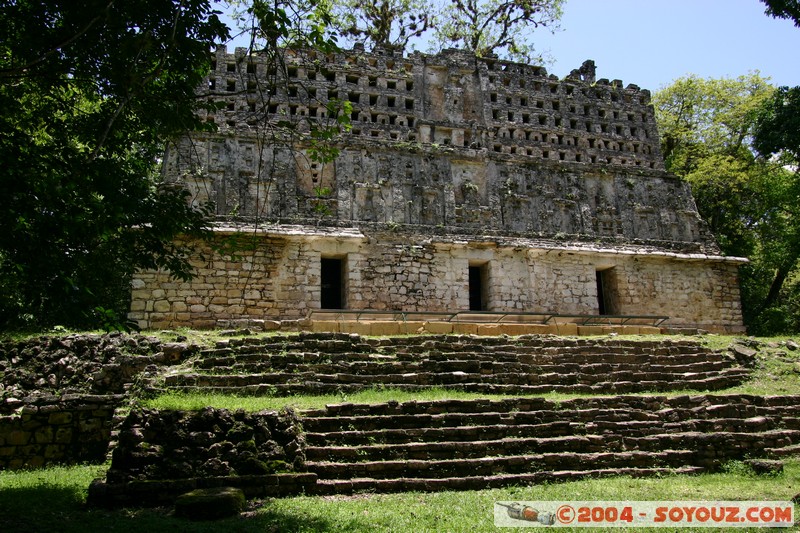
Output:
757,254,800,314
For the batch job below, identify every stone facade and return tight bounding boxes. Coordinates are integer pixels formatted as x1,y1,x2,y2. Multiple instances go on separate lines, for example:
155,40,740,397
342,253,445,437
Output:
0,394,123,470
130,46,746,332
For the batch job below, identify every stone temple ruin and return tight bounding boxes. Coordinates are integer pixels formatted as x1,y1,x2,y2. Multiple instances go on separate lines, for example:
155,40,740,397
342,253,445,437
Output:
129,45,746,333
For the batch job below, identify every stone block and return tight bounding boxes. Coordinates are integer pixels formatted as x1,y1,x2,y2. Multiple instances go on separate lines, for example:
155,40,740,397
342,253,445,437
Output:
339,322,373,335
311,321,340,333
175,487,246,521
44,444,63,459
8,430,31,446
55,427,73,444
34,427,54,444
369,322,404,336
639,326,663,335
552,323,578,336
577,326,605,336
25,456,46,468
153,300,171,313
476,324,503,335
400,321,426,334
422,322,454,334
522,324,557,335
452,323,479,334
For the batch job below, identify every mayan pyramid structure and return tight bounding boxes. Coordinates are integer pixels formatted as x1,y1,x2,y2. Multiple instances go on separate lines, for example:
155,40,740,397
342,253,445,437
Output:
129,45,745,333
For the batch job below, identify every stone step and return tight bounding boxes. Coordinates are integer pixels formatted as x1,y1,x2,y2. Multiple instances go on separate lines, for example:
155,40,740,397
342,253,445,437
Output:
620,429,800,456
303,415,795,445
302,406,779,434
194,352,386,370
394,351,723,366
765,444,800,458
306,435,612,462
302,408,676,433
306,450,701,480
300,398,800,426
308,466,707,495
191,358,733,377
304,421,580,446
162,368,749,393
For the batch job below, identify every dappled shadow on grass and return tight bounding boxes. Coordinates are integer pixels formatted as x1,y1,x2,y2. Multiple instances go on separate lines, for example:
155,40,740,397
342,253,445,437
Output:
245,502,371,533
0,484,366,533
0,485,90,533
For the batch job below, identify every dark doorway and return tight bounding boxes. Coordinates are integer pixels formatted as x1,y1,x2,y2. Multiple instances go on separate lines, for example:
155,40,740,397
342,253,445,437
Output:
321,257,345,309
469,264,487,311
596,268,617,315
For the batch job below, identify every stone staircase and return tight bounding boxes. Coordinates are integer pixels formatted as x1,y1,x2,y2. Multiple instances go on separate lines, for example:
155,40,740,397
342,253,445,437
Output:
91,333,800,502
299,395,800,494
157,333,750,396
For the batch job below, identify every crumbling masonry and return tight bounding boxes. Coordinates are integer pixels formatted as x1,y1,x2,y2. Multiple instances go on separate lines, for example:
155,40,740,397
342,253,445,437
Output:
129,45,746,333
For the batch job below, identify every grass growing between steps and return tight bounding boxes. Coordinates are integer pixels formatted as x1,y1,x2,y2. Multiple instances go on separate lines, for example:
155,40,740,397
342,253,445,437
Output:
142,388,559,412
141,333,800,412
1,460,797,532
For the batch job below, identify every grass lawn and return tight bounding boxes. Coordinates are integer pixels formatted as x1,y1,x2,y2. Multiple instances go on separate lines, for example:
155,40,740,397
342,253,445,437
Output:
0,460,797,532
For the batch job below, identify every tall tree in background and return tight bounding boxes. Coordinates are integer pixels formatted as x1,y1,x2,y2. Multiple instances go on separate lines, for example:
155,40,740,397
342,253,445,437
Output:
430,0,563,62
330,0,435,51
654,74,800,333
750,86,800,331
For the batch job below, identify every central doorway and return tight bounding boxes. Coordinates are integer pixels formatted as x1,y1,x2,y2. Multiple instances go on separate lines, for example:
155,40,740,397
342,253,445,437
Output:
321,257,345,309
469,263,488,311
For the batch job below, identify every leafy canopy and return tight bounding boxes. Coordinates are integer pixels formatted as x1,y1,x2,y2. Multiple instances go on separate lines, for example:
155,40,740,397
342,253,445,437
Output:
760,0,800,27
654,73,800,334
0,0,229,329
430,0,563,63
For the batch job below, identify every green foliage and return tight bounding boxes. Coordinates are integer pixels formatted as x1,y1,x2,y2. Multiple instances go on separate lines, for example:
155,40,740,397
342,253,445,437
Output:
754,86,800,162
653,73,773,174
0,0,229,330
331,0,435,51
655,74,800,334
761,0,800,27
230,0,340,52
430,0,564,63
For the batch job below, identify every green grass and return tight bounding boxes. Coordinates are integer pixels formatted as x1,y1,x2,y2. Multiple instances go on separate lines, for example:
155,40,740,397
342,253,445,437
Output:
1,460,797,532
142,388,567,412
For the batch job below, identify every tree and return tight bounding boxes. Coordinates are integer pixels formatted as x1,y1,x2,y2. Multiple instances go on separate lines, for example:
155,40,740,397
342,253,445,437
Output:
654,74,800,334
330,0,435,51
754,86,800,161
0,0,349,330
750,86,800,329
761,0,800,27
430,0,563,63
0,0,231,329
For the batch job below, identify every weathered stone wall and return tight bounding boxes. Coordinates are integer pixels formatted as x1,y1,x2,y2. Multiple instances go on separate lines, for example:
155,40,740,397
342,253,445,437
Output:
164,46,715,248
170,141,709,247
137,46,747,332
0,394,123,469
89,407,312,506
0,334,196,470
129,230,744,332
